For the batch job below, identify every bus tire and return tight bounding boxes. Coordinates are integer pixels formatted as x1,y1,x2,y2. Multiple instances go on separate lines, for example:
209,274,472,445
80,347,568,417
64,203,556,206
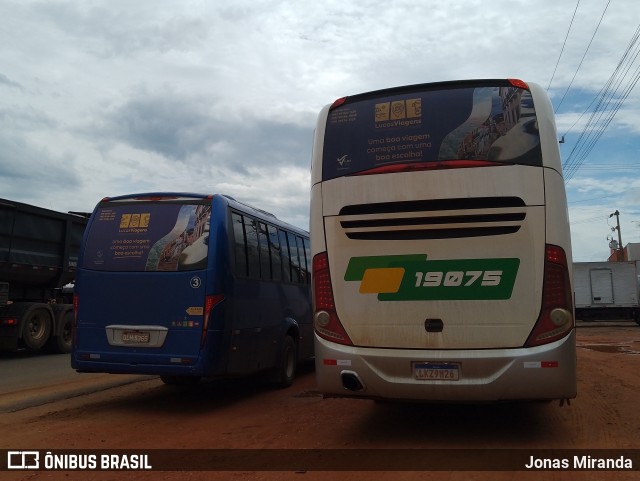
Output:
21,304,52,351
272,336,297,389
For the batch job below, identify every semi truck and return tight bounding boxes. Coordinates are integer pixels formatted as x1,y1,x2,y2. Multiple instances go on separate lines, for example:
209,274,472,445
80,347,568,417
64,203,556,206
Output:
0,198,89,352
573,261,640,324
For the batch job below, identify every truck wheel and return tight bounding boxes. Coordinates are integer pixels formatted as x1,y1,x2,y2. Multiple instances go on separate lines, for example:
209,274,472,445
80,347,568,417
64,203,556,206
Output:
272,336,297,389
49,310,73,353
21,306,52,351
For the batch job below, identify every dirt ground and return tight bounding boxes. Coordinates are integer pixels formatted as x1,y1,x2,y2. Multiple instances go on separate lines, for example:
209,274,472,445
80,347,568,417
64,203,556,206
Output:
1,323,639,481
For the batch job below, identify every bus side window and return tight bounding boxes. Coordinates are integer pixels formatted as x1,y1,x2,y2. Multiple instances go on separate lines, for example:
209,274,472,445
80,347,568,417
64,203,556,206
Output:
287,231,302,284
278,229,292,283
302,237,311,285
232,212,247,277
295,235,308,285
244,216,260,279
258,222,271,280
268,225,283,282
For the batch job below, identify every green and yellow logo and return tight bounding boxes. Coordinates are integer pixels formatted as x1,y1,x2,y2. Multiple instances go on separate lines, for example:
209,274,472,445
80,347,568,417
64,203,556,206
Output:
344,254,520,301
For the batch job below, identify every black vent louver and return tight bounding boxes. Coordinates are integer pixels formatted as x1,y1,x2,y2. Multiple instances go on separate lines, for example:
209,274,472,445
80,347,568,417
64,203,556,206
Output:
339,197,527,241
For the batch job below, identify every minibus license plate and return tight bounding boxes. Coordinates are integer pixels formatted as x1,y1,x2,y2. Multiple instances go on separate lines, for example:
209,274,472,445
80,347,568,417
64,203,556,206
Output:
122,331,150,344
413,362,459,381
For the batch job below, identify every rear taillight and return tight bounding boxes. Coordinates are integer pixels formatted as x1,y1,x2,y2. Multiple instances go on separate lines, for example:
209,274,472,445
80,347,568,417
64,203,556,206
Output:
312,252,353,346
508,78,530,90
330,97,348,110
525,245,574,347
201,294,225,348
133,196,178,201
72,293,79,348
349,160,502,176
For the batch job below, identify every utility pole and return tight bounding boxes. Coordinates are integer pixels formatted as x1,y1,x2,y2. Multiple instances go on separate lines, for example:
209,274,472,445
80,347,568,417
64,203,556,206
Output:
609,210,624,261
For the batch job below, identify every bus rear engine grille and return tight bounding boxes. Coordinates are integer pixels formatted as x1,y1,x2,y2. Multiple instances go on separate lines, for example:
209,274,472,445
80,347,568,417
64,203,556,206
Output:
338,198,526,241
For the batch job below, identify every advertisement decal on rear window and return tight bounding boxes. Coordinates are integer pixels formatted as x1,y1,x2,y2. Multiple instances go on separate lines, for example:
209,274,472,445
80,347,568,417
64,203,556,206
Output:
84,203,211,272
323,86,541,180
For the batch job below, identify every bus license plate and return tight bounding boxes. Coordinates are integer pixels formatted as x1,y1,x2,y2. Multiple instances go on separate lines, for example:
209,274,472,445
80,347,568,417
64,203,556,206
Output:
122,331,150,344
413,362,460,381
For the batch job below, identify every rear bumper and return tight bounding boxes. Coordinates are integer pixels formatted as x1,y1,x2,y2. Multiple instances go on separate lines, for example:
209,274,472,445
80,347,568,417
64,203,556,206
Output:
314,330,577,402
71,353,205,376
70,330,228,377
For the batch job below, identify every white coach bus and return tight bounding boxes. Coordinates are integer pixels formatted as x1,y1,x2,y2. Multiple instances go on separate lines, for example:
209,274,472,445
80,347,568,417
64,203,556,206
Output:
310,79,576,402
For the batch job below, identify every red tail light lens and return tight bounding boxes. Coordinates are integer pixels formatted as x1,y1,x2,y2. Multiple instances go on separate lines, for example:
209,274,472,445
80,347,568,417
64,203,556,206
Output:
330,97,348,110
134,196,178,201
201,294,225,348
508,78,530,90
350,160,502,176
72,293,79,348
312,252,353,346
525,245,574,347
73,294,79,317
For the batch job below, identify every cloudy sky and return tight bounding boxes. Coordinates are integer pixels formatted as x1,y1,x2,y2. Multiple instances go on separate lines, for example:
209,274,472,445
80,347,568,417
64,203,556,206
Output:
1,0,639,261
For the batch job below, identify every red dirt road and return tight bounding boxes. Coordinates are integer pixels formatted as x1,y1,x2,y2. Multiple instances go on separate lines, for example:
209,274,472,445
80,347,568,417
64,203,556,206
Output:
1,323,639,481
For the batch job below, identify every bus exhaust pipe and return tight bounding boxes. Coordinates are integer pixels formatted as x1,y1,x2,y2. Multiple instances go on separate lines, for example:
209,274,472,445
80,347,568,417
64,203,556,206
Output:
341,371,365,392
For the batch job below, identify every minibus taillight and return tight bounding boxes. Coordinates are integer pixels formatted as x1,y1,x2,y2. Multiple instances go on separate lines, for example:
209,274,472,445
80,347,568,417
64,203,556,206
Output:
134,196,177,201
525,245,574,347
72,293,79,348
312,252,353,346
201,294,225,348
330,97,348,110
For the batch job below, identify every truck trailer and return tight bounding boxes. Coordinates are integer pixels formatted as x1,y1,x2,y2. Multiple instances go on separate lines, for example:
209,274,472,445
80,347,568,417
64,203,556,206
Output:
573,261,640,324
0,198,88,352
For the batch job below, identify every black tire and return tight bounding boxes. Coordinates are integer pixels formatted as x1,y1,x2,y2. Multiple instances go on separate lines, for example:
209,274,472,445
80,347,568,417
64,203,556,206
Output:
49,310,73,353
21,305,52,351
272,336,297,389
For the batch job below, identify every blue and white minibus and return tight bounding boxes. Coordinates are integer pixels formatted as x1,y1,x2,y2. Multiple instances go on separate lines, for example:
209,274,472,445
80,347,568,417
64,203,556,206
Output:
72,193,312,386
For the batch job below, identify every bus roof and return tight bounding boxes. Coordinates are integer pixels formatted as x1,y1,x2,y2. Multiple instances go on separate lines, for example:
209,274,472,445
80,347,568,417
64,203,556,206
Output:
96,192,309,236
330,78,531,109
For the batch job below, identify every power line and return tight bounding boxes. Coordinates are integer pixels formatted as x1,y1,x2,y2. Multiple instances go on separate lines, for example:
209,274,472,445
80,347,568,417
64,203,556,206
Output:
570,216,608,225
576,162,640,170
563,22,640,182
569,193,621,204
547,0,581,91
554,0,611,114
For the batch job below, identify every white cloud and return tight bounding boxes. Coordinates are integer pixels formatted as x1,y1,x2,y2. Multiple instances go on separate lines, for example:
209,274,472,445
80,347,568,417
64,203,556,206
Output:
0,0,639,259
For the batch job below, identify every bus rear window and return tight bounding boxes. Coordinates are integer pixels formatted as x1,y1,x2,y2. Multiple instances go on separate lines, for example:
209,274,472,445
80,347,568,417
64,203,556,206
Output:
82,201,211,272
322,82,542,180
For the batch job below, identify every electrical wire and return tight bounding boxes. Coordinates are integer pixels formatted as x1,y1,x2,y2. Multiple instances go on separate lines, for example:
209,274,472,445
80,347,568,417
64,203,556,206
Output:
563,22,640,182
569,193,622,204
570,215,609,225
554,0,612,114
547,0,581,91
575,163,640,170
